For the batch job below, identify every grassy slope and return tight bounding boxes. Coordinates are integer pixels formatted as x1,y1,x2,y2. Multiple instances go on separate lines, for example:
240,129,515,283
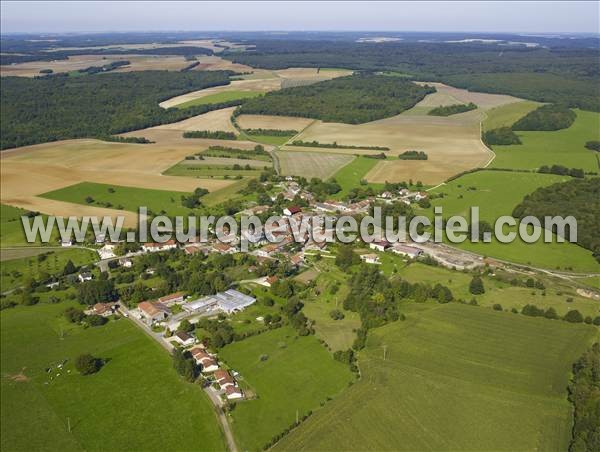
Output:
176,90,262,109
163,162,263,179
40,182,195,217
1,302,224,451
482,100,541,131
330,156,383,199
1,204,61,247
429,170,598,272
218,326,354,451
489,109,600,172
1,248,97,291
276,303,598,451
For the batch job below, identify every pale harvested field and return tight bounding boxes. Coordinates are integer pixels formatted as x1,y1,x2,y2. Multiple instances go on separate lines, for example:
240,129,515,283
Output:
190,55,257,73
237,115,315,131
274,67,353,80
414,82,521,110
277,151,354,179
0,133,238,226
294,109,491,184
159,79,280,109
0,54,190,77
149,107,239,133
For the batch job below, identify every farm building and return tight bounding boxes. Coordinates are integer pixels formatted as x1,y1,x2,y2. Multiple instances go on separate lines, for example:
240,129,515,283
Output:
283,206,302,216
370,240,391,252
391,244,424,258
138,301,171,324
183,289,256,315
158,292,186,306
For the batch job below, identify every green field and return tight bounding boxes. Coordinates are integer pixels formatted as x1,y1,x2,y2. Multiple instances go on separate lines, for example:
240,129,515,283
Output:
482,100,541,131
299,261,361,351
40,182,196,217
1,204,60,247
1,248,97,291
163,161,263,179
429,170,599,272
489,109,600,172
276,303,598,451
330,156,382,199
218,326,354,451
177,90,262,109
1,302,224,451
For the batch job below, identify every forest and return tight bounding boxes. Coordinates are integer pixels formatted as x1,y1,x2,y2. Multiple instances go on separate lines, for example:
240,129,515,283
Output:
239,74,435,123
224,40,600,111
512,177,600,261
0,71,239,149
482,127,522,145
511,104,576,131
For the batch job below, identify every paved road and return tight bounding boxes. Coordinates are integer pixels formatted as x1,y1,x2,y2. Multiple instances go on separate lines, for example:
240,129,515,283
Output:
120,305,237,452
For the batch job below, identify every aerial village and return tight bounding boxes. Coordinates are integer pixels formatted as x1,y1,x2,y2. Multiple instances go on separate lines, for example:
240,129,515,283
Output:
66,176,485,404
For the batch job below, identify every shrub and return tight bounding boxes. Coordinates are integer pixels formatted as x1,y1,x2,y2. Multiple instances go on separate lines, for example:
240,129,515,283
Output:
563,310,584,323
75,354,101,375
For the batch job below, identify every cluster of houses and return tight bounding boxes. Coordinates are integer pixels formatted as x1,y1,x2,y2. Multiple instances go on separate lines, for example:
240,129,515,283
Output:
189,347,244,400
137,289,256,327
377,188,429,205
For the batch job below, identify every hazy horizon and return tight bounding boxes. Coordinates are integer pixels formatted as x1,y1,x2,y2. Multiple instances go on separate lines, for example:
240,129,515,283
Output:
1,1,598,34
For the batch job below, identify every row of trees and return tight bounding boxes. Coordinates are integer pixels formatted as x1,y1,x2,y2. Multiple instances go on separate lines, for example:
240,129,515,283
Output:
428,102,477,116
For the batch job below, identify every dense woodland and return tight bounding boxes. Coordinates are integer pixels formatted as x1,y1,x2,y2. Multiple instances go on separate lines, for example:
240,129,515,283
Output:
239,74,435,124
512,104,576,131
512,178,600,261
0,71,240,149
482,127,522,145
428,102,477,116
568,343,600,452
224,41,600,111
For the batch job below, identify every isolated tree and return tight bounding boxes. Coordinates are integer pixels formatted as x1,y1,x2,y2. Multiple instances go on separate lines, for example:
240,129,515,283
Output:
469,276,485,295
563,310,584,323
178,319,194,333
75,354,101,375
63,259,77,275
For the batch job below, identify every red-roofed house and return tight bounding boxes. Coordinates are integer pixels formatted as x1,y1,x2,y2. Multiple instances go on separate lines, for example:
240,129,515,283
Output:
225,385,244,400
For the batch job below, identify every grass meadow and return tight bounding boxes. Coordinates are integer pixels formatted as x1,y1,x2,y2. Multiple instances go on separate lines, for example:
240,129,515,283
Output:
40,182,195,217
218,326,354,451
428,170,599,272
482,100,541,130
330,156,383,198
176,90,262,109
275,303,598,451
489,109,600,172
163,161,263,179
1,204,62,247
0,302,224,451
1,247,97,291
276,151,354,180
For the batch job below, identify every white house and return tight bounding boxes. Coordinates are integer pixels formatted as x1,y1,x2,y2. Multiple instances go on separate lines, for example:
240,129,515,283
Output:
119,257,133,268
360,254,381,265
61,240,73,247
158,292,186,306
142,239,178,253
215,369,235,390
138,301,171,324
190,348,219,373
283,206,302,216
225,385,244,400
78,272,93,282
173,331,195,347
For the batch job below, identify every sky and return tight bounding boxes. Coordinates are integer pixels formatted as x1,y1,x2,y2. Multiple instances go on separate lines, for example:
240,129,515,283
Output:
1,1,599,34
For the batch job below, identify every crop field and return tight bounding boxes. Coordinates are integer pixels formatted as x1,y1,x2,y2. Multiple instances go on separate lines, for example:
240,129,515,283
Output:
237,114,315,131
144,106,240,133
1,302,225,451
428,170,598,271
482,100,542,130
218,326,354,451
296,109,490,185
40,182,196,217
276,303,598,451
176,90,263,109
415,82,522,110
276,151,354,179
489,109,600,172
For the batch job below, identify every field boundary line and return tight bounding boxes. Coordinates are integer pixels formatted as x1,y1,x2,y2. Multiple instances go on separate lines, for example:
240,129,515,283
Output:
479,110,497,168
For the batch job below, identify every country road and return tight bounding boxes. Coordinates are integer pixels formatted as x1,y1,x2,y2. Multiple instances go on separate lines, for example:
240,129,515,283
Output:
119,304,238,452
